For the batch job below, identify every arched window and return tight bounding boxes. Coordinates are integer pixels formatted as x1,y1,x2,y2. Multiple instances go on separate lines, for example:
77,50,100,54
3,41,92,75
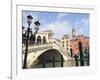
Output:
48,33,52,39
37,35,41,44
43,36,46,44
29,34,36,45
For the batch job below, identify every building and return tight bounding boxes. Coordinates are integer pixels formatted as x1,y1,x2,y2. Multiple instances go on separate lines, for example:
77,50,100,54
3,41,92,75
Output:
70,28,89,57
70,39,79,56
61,34,71,56
72,28,77,39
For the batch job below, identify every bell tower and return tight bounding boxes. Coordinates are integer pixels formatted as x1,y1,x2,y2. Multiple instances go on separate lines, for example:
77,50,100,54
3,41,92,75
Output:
72,28,76,39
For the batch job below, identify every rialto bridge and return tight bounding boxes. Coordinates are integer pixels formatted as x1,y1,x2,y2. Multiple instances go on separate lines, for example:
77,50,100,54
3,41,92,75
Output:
22,30,72,68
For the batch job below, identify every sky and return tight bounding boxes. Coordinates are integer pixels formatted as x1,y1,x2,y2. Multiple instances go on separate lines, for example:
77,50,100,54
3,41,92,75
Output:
22,11,89,39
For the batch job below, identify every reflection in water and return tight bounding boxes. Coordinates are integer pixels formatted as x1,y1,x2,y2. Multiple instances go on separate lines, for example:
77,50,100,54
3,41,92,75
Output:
30,60,76,68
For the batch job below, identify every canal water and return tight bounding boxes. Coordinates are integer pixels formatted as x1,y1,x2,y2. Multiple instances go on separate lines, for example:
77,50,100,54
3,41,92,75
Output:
30,59,76,68
29,59,88,68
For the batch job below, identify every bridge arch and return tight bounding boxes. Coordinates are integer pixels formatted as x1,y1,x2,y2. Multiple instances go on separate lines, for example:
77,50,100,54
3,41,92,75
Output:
37,35,41,44
37,49,64,63
29,48,65,68
27,43,68,68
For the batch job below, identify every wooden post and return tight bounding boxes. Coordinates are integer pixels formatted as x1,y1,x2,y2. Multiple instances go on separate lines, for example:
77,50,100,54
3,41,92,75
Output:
70,48,73,57
87,47,89,66
61,55,63,67
78,41,84,66
42,54,46,68
74,54,78,66
52,56,55,67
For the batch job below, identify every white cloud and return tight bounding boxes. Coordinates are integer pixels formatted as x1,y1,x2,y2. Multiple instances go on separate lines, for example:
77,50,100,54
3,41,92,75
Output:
47,24,54,30
22,11,89,39
75,18,89,36
42,16,89,40
57,13,66,19
56,13,69,21
39,12,73,39
22,11,41,31
45,21,73,39
22,11,39,22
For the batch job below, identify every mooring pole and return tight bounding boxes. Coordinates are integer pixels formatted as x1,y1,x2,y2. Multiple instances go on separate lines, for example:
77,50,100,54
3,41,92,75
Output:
61,55,64,67
78,41,84,66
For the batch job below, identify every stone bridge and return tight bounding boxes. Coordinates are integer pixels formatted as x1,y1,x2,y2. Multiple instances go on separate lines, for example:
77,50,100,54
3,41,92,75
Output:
22,39,69,68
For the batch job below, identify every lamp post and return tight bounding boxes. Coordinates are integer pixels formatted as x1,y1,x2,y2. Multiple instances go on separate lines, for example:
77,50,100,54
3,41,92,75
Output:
23,15,41,69
23,15,33,69
34,20,40,35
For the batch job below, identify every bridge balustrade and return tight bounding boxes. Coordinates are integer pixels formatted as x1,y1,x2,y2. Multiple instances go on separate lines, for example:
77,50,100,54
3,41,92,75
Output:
22,44,53,54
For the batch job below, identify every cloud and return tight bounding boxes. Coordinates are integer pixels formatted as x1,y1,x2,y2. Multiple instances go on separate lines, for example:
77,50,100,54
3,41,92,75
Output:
75,18,89,36
22,11,40,31
45,21,73,39
57,13,67,19
39,13,74,39
22,11,89,39
43,15,89,39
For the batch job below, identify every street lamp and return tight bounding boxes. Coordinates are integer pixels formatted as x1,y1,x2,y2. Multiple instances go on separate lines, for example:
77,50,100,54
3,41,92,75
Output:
23,15,41,69
29,21,41,45
23,15,33,69
34,20,40,35
27,15,33,26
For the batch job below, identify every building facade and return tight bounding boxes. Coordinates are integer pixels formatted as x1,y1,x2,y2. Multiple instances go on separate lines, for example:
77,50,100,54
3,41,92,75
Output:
61,34,71,56
70,28,89,57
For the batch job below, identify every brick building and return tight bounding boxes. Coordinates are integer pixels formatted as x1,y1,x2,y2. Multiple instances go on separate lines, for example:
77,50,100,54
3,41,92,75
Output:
70,28,89,57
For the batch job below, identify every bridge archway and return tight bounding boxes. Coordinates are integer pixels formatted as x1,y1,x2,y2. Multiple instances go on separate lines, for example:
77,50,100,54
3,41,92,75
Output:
38,49,63,63
43,36,46,44
30,49,64,68
37,35,41,44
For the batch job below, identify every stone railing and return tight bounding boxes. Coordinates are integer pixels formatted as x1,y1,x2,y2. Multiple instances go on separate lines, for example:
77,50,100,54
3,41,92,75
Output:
53,39,67,56
22,44,53,54
22,39,68,57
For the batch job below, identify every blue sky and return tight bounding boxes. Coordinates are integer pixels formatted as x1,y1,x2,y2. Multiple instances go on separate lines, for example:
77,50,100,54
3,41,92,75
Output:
22,11,89,39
